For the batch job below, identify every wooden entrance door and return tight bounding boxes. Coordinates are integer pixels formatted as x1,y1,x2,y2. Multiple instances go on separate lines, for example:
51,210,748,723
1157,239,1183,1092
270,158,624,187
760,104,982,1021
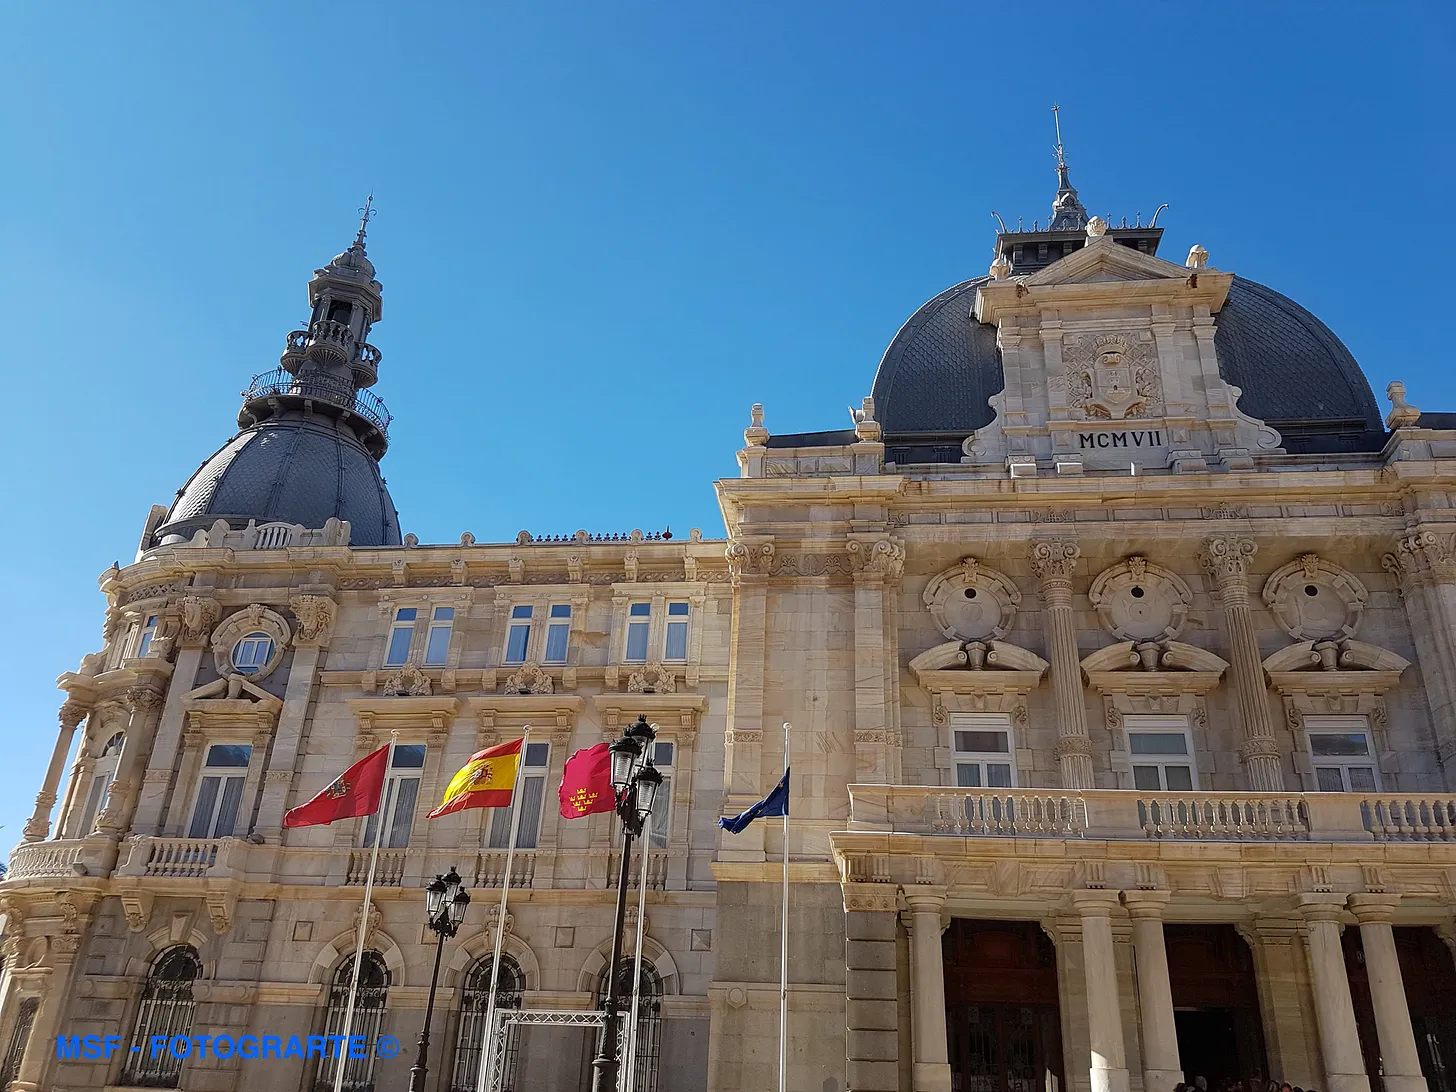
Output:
943,921,1064,1092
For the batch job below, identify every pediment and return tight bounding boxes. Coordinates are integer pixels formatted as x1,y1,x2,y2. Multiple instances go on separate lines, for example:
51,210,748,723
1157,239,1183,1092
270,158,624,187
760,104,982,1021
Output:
1080,640,1229,675
1025,237,1194,286
909,640,1048,697
1262,640,1412,675
184,676,283,712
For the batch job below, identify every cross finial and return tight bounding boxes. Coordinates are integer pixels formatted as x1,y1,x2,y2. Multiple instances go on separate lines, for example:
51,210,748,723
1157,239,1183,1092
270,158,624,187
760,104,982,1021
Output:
1052,104,1067,168
355,193,375,248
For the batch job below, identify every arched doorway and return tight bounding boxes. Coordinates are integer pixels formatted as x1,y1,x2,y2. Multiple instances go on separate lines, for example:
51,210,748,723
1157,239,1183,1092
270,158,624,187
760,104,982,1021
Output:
1164,925,1268,1087
1345,925,1456,1092
943,920,1064,1092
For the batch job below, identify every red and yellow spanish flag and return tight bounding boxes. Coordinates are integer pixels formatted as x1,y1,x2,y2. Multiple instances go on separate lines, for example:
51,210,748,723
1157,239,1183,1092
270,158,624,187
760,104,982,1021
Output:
427,739,522,818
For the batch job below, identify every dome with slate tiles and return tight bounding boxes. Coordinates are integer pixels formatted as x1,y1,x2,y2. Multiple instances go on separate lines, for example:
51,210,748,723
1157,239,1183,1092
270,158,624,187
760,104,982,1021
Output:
151,213,403,548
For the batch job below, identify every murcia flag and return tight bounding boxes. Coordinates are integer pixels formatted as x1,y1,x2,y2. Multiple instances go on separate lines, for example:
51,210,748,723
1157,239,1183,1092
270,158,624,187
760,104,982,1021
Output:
283,744,390,828
557,742,616,819
428,738,523,818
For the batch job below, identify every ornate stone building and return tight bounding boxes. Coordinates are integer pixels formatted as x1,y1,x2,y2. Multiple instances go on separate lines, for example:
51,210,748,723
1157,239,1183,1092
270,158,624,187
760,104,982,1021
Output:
3,156,1456,1092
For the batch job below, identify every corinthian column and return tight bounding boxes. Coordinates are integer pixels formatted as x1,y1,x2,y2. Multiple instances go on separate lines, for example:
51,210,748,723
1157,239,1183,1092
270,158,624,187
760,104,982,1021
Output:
1031,540,1093,788
23,701,88,841
1198,536,1284,791
1384,531,1456,766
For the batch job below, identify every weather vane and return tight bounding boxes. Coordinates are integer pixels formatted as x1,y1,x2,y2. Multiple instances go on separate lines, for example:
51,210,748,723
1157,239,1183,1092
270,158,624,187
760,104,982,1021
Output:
355,193,376,247
1052,104,1067,167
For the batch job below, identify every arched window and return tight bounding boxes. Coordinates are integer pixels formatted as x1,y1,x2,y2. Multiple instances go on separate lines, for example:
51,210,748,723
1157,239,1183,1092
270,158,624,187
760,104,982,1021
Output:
121,946,202,1087
314,951,389,1092
0,996,39,1088
449,953,524,1092
597,959,665,1092
230,632,274,674
79,731,126,835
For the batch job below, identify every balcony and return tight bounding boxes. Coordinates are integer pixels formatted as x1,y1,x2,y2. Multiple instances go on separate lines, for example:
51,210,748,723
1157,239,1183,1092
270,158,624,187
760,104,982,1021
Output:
846,786,1456,843
239,367,391,456
6,837,120,881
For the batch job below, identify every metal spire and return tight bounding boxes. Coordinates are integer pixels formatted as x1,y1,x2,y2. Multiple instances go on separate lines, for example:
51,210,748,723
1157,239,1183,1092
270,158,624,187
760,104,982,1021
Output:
354,194,375,249
1047,105,1089,231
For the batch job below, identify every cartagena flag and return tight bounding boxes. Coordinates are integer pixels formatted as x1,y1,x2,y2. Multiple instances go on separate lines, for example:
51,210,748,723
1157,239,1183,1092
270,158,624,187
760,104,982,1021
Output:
283,744,390,828
427,739,523,819
558,742,616,819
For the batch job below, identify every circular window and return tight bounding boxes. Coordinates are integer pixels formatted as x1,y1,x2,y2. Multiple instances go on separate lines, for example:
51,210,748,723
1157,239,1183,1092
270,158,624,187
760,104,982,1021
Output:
963,588,978,599
231,633,275,674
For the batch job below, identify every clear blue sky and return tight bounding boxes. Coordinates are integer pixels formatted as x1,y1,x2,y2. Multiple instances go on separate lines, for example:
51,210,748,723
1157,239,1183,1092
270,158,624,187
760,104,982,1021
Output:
1,3,1451,855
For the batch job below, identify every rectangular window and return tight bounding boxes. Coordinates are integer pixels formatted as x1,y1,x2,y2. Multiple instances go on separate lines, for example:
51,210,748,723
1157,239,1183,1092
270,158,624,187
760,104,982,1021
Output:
1307,718,1380,792
188,743,253,839
950,714,1014,788
424,606,454,666
135,615,159,658
363,744,427,848
385,607,417,666
1125,716,1197,792
663,601,689,662
625,602,651,663
504,605,533,665
79,773,110,834
649,741,674,849
489,742,550,850
544,604,572,664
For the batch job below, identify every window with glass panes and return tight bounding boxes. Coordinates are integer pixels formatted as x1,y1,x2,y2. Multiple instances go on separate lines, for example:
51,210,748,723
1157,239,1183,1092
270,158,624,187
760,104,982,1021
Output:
489,742,550,849
648,740,674,848
79,731,126,834
188,744,253,838
1306,717,1380,792
363,744,427,848
385,608,416,666
544,604,572,664
231,633,274,674
424,606,454,665
625,603,651,662
504,606,533,664
1125,716,1197,791
664,602,689,662
135,615,160,658
950,714,1015,788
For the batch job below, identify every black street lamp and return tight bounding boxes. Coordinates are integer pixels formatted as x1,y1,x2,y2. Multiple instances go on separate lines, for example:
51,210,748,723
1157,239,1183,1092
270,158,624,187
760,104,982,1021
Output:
409,865,470,1092
590,715,664,1092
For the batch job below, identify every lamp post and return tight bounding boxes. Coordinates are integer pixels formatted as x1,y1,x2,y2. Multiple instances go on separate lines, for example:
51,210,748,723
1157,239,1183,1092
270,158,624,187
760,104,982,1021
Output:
590,715,664,1092
409,865,470,1092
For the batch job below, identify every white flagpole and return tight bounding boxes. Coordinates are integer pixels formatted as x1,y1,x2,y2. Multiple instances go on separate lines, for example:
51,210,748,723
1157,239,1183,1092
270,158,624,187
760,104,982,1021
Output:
620,823,653,1092
779,721,791,1092
476,725,532,1092
333,730,396,1092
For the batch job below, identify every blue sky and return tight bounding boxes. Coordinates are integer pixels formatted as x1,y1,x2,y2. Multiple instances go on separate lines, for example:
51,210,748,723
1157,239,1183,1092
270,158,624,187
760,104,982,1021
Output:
0,2,1451,855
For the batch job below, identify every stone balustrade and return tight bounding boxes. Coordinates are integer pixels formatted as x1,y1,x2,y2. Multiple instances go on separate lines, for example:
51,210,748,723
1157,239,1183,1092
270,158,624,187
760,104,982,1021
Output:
847,785,1456,843
7,839,87,880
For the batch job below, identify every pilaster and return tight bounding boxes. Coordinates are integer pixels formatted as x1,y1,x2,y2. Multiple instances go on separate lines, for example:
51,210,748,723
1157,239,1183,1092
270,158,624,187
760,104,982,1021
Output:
843,884,902,1092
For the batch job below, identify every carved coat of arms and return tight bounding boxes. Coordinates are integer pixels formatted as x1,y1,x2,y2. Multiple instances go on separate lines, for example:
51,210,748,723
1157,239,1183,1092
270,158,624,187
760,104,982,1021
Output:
1063,334,1162,420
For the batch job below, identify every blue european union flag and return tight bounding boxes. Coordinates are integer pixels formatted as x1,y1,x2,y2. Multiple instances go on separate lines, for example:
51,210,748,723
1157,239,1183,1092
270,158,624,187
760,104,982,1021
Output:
718,768,789,834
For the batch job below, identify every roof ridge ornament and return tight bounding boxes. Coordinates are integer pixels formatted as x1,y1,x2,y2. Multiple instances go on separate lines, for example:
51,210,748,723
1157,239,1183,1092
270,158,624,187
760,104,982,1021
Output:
354,193,375,250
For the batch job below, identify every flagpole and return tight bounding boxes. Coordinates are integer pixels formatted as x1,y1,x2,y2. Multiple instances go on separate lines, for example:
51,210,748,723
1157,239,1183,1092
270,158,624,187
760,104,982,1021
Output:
334,730,396,1092
476,724,532,1092
620,821,653,1092
779,721,791,1092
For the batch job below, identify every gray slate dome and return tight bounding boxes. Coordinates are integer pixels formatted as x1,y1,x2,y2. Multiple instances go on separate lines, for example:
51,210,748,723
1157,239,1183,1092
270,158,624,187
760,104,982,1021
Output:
871,275,1382,453
154,417,401,547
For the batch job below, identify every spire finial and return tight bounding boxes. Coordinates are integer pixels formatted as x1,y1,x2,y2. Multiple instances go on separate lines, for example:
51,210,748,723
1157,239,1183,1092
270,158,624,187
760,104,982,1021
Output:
1046,105,1089,231
1052,103,1067,168
354,194,375,249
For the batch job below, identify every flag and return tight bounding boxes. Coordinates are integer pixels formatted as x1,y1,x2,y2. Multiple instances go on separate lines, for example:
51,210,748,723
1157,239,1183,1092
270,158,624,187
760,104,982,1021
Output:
283,744,390,828
719,768,790,834
558,742,616,819
427,739,523,819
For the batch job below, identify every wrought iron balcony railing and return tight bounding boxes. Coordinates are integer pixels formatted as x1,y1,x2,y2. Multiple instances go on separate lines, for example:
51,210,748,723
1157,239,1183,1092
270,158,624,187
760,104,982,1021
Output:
241,367,392,444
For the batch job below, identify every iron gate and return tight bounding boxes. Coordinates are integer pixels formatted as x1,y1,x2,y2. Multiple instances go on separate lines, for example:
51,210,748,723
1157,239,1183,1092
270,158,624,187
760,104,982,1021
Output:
119,946,202,1088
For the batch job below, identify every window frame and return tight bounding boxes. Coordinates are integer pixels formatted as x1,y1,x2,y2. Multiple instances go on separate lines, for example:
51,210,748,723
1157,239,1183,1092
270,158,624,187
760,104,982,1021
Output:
187,742,254,839
1305,716,1381,793
624,602,652,664
662,601,690,663
363,743,427,849
647,740,675,849
949,713,1017,789
1123,715,1199,793
134,614,160,659
503,605,534,665
384,607,418,667
423,605,455,666
488,741,551,850
543,603,573,665
79,731,126,835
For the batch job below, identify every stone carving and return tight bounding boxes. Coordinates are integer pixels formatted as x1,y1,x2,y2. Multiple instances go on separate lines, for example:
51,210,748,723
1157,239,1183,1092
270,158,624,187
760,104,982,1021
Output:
847,538,906,580
1262,553,1367,641
211,604,291,681
1186,244,1209,269
125,685,165,716
382,664,432,696
1089,556,1193,642
990,253,1011,281
1198,536,1258,585
1063,333,1162,420
923,557,1021,642
769,552,856,578
1086,217,1108,238
502,663,553,696
1383,530,1456,589
1385,381,1421,428
726,541,775,579
627,664,676,694
289,594,337,646
174,596,221,648
1030,540,1081,582
119,889,153,933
